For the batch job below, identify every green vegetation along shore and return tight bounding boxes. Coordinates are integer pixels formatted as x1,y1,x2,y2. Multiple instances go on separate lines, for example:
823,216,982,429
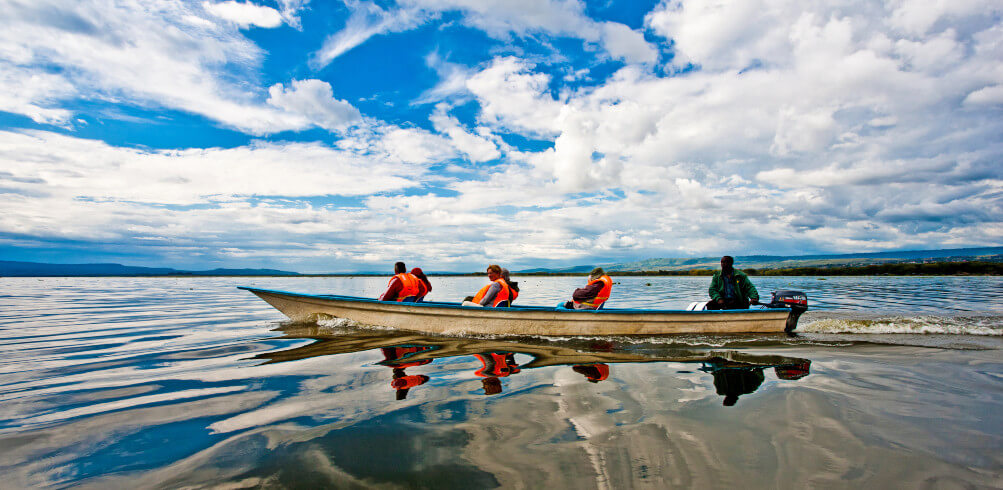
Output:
515,260,1002,277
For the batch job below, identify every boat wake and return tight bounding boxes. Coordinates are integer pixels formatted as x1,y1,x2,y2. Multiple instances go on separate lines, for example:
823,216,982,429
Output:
801,315,1003,336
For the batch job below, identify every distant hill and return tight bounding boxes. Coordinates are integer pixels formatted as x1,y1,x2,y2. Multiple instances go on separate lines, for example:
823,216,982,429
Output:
518,264,597,274
518,247,1003,273
0,261,300,277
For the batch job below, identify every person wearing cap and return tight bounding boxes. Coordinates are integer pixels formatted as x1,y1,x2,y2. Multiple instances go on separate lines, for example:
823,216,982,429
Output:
379,261,421,302
566,267,613,310
410,267,432,302
707,256,759,310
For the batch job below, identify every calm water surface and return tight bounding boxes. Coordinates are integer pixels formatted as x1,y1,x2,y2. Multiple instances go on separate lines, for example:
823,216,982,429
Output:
0,276,1001,488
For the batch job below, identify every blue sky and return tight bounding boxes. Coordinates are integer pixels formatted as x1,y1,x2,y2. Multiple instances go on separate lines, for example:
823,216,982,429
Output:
1,0,1001,272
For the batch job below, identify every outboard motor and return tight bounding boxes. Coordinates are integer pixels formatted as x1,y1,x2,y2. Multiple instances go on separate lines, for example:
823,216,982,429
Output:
766,290,808,333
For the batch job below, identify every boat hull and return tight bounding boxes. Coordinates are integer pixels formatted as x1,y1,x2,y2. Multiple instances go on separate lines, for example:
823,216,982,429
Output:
241,287,800,336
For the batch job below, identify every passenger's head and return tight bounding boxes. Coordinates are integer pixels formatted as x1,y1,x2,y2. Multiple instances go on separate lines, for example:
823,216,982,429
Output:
500,268,511,281
411,267,431,290
394,261,406,274
589,267,605,280
486,264,502,280
720,256,734,271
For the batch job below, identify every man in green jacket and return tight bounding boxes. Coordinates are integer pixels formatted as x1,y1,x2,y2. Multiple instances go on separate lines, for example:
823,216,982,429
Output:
707,256,759,310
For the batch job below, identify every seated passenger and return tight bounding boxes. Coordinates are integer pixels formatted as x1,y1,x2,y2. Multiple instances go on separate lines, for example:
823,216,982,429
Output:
378,261,421,302
566,267,613,310
706,256,759,310
463,264,512,307
501,268,519,305
411,267,432,302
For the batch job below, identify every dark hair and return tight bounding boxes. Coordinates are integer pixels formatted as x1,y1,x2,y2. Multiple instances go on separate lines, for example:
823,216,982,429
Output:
411,267,431,292
394,262,406,274
721,256,734,265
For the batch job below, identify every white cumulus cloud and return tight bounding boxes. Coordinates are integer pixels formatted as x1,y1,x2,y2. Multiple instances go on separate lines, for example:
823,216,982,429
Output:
267,79,362,131
203,1,283,28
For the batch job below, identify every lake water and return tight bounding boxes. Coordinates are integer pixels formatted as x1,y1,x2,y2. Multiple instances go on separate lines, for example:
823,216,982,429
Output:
1,276,1001,488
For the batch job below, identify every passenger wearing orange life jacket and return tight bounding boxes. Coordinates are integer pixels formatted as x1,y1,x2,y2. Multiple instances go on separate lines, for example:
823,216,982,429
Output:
570,267,613,310
410,267,432,302
378,262,422,302
466,264,512,307
501,268,519,305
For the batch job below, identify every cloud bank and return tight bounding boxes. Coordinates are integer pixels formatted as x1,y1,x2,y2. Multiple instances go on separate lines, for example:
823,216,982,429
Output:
0,0,1000,271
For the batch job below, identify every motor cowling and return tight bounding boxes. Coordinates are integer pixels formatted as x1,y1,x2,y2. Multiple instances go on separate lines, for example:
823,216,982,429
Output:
768,290,807,309
767,290,808,333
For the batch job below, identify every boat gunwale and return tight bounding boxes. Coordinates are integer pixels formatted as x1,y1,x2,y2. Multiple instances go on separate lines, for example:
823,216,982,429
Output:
238,286,793,317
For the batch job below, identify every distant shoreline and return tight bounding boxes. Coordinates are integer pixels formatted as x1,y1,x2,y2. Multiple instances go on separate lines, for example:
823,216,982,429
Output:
4,260,999,277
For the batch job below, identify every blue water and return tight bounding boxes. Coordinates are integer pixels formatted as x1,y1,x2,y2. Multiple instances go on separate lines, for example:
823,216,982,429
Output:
0,276,1000,488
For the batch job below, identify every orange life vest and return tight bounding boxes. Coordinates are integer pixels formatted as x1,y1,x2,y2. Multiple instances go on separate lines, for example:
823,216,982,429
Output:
508,282,518,304
391,374,429,390
574,275,612,308
474,353,520,378
472,279,511,307
381,346,434,368
390,273,421,301
591,364,610,381
573,363,610,382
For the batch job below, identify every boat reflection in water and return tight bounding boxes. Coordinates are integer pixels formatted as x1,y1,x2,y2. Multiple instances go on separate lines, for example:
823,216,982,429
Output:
255,324,811,405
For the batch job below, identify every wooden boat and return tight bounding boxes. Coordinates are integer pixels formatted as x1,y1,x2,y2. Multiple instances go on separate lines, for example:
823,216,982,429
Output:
240,287,807,335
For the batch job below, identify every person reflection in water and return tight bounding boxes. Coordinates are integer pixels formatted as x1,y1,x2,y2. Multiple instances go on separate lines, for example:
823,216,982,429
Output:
703,360,811,406
572,363,610,383
381,346,432,400
474,352,520,395
391,368,429,400
712,366,765,406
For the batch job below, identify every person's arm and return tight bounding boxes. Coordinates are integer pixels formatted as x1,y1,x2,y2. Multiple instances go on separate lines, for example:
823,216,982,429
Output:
572,281,604,301
740,274,759,302
478,282,501,306
379,277,402,301
708,273,723,301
